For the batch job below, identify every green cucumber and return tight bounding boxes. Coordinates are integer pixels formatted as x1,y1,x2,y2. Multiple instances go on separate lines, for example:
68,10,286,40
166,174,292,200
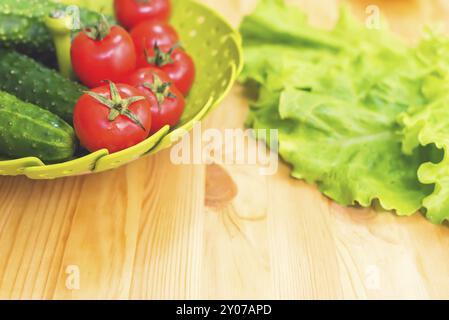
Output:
0,0,115,57
0,50,86,123
0,91,75,162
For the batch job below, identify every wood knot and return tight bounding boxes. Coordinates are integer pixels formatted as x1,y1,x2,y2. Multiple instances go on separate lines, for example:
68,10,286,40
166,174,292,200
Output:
205,164,237,208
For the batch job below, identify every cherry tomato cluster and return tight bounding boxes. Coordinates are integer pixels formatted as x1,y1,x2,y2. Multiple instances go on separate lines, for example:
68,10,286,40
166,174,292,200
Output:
71,0,195,154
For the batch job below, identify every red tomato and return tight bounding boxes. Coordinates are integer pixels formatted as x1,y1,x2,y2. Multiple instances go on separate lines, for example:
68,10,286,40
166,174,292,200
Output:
73,82,152,153
130,20,178,65
139,44,195,95
71,23,136,88
114,0,171,30
125,67,185,134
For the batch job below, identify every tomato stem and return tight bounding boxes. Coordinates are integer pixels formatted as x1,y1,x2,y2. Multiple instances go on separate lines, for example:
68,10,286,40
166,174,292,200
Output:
85,81,147,130
84,14,111,41
145,42,182,67
143,74,176,108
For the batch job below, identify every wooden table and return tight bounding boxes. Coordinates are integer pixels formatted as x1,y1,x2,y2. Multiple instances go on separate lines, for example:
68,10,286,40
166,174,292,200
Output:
1,0,449,300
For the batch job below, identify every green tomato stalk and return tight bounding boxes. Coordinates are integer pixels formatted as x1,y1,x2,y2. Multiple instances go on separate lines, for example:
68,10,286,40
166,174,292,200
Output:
45,11,75,79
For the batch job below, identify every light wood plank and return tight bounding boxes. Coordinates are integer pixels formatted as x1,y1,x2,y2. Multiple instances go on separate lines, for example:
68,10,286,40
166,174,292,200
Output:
129,151,206,300
1,0,449,300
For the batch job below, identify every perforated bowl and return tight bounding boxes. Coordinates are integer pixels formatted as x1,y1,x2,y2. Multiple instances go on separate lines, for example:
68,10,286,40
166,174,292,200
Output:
0,0,243,179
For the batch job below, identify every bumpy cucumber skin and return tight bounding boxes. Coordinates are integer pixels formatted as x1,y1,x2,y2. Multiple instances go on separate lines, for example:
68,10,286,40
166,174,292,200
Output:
0,50,85,123
0,0,54,55
0,91,75,162
0,0,115,56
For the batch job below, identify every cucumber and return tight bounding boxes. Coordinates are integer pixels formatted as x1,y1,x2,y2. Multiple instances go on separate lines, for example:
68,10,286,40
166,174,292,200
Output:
0,50,85,123
0,1,53,56
0,91,75,162
0,0,115,57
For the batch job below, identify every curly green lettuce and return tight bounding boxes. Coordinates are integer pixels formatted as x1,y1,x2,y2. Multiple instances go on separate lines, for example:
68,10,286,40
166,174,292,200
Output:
241,0,449,222
398,34,449,223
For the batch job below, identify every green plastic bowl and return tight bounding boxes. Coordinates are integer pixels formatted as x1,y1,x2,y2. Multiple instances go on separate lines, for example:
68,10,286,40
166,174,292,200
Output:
0,0,243,179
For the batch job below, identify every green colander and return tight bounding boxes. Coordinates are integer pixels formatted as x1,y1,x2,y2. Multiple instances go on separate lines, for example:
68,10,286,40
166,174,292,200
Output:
0,0,243,179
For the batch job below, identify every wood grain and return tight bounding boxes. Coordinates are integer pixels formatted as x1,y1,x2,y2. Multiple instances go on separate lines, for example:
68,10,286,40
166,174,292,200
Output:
1,0,449,300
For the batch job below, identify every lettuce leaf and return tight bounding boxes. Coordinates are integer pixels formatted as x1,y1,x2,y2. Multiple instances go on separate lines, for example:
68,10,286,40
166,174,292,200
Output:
241,0,449,220
398,34,449,223
400,100,449,223
239,0,344,50
249,84,431,215
246,48,433,214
